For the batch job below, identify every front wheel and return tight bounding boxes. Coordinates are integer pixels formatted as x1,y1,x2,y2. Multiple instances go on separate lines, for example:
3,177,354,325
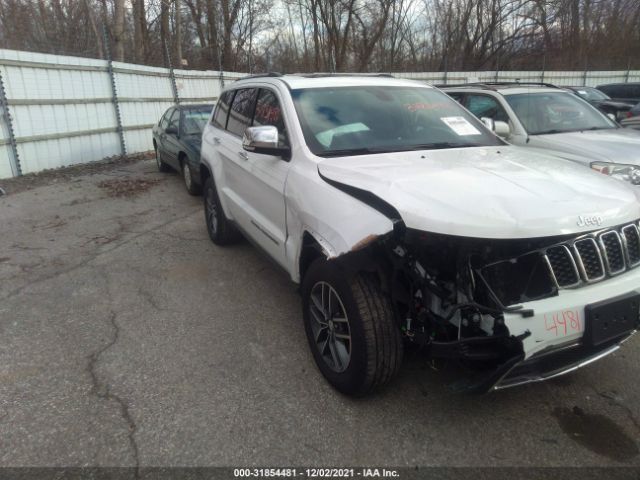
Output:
301,259,403,396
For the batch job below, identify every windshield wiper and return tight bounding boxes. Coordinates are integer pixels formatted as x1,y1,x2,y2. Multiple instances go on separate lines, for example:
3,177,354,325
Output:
403,142,484,150
318,142,485,157
318,147,378,157
532,129,565,135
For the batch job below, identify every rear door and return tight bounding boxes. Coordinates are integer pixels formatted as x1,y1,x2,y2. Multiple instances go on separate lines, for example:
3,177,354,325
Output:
163,109,182,169
156,107,173,159
214,88,259,231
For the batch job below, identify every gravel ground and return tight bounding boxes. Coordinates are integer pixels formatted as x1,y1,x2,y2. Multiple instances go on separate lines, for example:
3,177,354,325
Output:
0,157,639,475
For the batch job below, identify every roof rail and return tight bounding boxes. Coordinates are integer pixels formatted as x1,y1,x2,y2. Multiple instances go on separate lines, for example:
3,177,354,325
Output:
438,81,559,90
296,72,394,78
235,72,283,81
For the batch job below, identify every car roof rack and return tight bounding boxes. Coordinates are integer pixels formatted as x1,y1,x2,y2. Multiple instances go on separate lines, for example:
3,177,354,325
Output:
235,72,284,81
438,81,559,90
295,72,394,78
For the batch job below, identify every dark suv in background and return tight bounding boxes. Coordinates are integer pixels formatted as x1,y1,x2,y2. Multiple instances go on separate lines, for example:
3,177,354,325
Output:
597,82,640,104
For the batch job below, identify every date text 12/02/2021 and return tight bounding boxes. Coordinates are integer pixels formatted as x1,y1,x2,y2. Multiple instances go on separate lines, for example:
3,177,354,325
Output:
233,468,400,478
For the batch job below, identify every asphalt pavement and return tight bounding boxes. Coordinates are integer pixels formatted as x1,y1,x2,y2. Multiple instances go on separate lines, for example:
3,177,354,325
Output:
0,158,639,471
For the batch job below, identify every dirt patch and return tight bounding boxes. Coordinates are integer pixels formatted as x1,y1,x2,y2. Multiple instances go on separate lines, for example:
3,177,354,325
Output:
97,177,162,198
0,152,153,195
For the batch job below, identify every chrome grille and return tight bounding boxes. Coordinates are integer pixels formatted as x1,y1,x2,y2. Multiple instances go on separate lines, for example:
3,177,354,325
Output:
622,224,640,267
574,238,605,281
545,221,640,288
545,245,579,287
599,231,625,275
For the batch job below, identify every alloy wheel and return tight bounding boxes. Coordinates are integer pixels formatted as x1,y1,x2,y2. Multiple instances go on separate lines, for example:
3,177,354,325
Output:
309,281,352,373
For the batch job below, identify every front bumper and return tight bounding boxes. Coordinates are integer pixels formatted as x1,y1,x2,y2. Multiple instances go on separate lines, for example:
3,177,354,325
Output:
472,267,640,392
492,332,634,391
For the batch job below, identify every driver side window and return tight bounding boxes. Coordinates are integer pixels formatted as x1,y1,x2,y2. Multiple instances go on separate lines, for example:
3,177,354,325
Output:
466,95,509,124
253,89,288,147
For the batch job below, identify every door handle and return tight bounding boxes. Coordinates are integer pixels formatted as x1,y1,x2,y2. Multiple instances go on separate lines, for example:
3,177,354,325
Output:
213,137,221,145
238,151,249,160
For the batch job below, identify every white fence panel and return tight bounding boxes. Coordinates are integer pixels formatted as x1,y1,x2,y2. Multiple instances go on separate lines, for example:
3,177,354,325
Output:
0,145,11,179
0,50,120,175
115,62,175,156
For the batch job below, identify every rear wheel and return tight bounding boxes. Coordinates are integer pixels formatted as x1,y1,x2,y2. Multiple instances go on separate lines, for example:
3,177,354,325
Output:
203,176,241,245
155,144,170,172
181,158,201,195
301,259,403,396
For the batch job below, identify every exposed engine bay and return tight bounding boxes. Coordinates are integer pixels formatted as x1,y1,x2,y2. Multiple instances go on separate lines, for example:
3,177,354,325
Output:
343,221,640,391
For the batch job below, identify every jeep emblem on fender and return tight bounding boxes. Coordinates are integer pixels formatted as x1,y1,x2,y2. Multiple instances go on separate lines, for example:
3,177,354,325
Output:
577,215,603,227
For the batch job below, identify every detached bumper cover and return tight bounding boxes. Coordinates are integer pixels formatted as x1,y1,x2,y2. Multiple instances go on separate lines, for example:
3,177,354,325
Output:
493,332,634,390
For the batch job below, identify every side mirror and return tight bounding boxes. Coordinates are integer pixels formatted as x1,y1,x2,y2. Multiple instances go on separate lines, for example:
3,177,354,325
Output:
242,126,290,158
493,121,511,138
607,113,616,121
480,117,510,138
165,126,178,136
480,117,495,131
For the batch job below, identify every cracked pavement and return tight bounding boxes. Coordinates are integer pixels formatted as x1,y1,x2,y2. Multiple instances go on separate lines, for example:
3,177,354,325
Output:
0,159,639,468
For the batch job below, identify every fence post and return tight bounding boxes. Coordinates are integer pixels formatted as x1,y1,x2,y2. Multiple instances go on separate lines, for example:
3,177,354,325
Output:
103,24,126,156
0,64,21,177
442,55,448,85
625,58,631,83
540,54,545,83
164,41,180,105
582,60,588,86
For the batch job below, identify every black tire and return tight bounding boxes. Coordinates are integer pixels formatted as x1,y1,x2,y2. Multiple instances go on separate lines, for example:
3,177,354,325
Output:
301,259,403,396
181,158,201,196
155,144,171,172
203,176,242,245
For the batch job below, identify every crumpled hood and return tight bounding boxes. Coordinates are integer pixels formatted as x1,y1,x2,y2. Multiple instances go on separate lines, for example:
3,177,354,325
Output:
317,146,640,239
529,128,640,164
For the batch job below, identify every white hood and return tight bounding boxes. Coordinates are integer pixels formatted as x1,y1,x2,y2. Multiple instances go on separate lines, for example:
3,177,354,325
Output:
317,146,640,239
528,128,640,164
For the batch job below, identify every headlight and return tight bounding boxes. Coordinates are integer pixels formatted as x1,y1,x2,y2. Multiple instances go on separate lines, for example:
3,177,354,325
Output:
591,162,640,185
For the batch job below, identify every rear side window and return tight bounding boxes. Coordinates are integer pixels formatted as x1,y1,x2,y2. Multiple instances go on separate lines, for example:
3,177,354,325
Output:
160,108,173,129
168,109,180,131
212,90,233,129
227,88,258,137
253,89,288,146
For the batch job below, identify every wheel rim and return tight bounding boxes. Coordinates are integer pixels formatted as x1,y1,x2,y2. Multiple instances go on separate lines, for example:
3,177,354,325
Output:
205,186,218,235
155,148,161,168
183,163,192,189
309,281,351,373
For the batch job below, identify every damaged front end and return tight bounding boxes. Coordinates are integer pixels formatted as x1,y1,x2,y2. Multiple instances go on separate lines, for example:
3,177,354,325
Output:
351,223,640,393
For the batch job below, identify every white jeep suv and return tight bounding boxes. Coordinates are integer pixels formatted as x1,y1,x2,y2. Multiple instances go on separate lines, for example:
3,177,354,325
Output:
200,74,640,395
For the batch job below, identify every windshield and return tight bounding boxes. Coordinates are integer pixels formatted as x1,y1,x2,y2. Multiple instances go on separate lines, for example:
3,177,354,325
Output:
571,87,610,101
505,92,616,135
291,86,502,156
182,107,213,135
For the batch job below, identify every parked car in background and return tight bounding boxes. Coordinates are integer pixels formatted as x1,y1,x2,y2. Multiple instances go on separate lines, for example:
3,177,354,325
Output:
153,104,214,195
565,86,634,121
597,83,640,104
620,102,640,130
443,82,640,186
200,74,640,396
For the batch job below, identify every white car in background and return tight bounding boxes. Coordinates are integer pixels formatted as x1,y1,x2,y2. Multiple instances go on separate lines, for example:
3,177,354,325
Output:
443,82,640,186
200,74,640,395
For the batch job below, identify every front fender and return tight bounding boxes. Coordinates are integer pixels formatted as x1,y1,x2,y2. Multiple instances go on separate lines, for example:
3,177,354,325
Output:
285,163,395,283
